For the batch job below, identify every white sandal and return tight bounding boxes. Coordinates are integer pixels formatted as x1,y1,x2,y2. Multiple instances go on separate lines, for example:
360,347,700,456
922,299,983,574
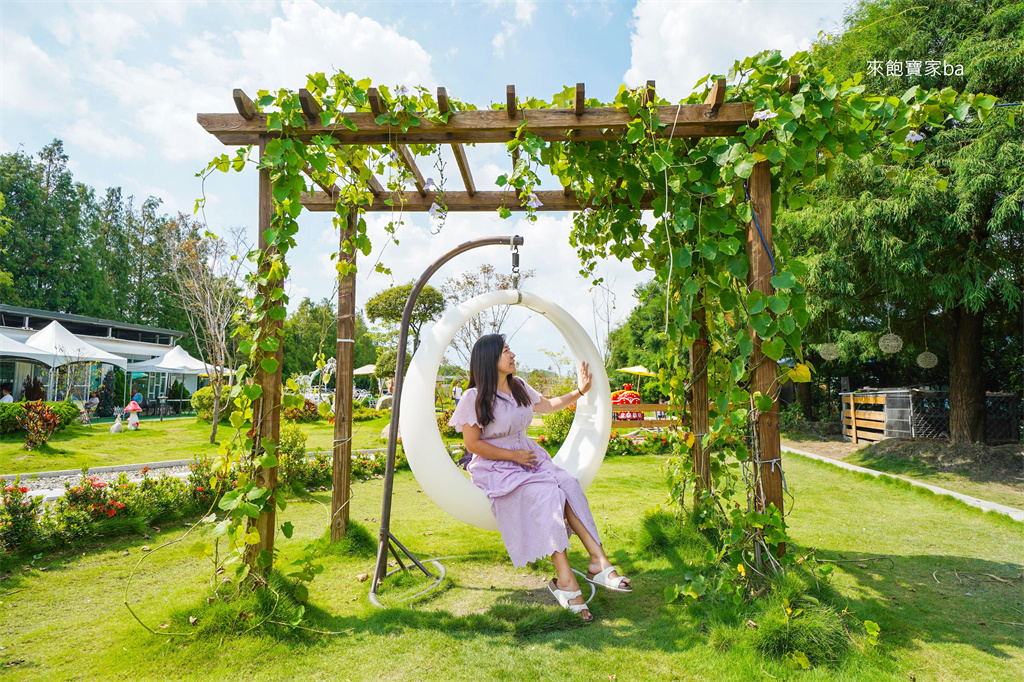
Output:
548,579,594,623
585,566,632,593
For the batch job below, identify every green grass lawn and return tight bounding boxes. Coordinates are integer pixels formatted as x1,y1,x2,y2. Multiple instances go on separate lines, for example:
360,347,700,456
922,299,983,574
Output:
845,448,1024,511
0,417,395,474
1,453,1020,681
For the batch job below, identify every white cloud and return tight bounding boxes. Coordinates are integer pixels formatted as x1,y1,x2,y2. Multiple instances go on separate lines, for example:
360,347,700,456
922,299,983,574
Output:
485,0,537,57
0,33,72,113
62,118,147,160
625,0,847,101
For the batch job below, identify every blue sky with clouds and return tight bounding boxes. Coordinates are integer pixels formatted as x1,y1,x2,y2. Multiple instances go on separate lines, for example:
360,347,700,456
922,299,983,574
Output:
1,0,849,371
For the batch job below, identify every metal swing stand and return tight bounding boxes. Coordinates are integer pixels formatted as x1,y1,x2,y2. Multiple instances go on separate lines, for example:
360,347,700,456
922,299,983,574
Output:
369,235,524,607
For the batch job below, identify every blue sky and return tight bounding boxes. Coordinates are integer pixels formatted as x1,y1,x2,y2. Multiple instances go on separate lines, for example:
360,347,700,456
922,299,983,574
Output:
1,0,849,371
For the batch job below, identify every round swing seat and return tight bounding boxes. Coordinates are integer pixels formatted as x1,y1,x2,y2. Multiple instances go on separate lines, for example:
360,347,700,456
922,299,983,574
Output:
399,290,612,530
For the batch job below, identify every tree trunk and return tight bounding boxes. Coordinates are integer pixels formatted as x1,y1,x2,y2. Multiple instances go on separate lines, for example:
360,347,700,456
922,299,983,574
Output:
947,305,986,444
209,386,220,444
796,381,814,421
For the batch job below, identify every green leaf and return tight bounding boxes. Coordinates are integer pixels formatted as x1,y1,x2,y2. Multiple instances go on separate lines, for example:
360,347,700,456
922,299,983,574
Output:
255,550,273,569
259,337,280,352
268,306,288,320
770,271,797,289
767,293,790,314
761,338,785,361
243,530,261,545
187,541,213,558
258,453,279,469
746,291,767,315
294,584,309,603
755,392,774,413
730,357,745,382
260,358,280,373
719,289,739,311
281,521,294,539
664,584,680,604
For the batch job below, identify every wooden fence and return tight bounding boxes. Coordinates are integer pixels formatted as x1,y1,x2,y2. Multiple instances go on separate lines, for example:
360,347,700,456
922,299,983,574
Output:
611,404,679,430
841,393,886,444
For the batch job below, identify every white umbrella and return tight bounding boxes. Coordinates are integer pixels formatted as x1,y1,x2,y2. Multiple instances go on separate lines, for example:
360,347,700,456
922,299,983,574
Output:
353,364,377,375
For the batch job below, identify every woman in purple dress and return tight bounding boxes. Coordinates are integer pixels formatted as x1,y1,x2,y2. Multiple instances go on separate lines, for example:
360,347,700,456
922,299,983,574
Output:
449,334,631,623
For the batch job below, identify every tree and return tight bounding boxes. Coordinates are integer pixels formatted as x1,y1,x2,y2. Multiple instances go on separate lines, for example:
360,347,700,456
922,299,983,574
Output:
440,264,536,367
164,215,248,443
0,192,12,290
282,297,336,381
364,282,445,353
606,280,672,401
789,0,1024,442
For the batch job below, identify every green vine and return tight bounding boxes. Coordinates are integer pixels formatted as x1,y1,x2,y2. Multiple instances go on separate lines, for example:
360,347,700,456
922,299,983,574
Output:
194,51,995,613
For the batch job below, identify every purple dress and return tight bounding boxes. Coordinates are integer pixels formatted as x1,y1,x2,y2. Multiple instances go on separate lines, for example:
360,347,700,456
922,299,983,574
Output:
448,379,602,567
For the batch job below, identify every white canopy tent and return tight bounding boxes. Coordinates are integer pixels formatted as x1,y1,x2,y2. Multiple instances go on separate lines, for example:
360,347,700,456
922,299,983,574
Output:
127,345,211,374
0,331,57,366
25,321,128,369
23,321,128,401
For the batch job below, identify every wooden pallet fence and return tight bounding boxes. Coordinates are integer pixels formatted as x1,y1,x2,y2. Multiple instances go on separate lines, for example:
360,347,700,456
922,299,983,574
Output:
841,393,886,444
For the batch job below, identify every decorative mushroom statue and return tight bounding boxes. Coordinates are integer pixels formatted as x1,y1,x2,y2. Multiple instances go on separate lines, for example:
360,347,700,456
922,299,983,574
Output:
611,383,643,421
125,401,142,430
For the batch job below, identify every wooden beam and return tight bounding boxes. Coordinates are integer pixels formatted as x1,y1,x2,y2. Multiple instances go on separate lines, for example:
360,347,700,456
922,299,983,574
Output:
780,75,801,95
301,188,656,212
198,104,753,146
393,144,427,196
574,83,585,116
302,165,340,198
690,305,711,500
451,144,476,197
299,88,322,121
644,80,656,106
746,159,784,554
368,87,384,118
233,89,256,120
506,85,517,118
437,86,450,115
244,134,282,570
704,78,726,114
331,210,357,541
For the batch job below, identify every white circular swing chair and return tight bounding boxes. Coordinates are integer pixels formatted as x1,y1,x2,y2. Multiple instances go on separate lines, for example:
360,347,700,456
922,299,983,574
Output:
400,290,613,531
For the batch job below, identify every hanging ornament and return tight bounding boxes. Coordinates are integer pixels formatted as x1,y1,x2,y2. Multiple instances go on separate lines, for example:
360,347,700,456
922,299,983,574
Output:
819,343,840,361
917,351,938,368
879,333,903,354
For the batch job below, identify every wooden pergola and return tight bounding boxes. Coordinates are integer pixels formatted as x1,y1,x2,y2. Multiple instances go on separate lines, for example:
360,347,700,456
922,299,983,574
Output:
198,78,791,564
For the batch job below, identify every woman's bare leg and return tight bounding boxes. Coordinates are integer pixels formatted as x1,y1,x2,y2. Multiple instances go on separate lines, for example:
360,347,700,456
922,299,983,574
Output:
564,502,631,588
551,549,592,621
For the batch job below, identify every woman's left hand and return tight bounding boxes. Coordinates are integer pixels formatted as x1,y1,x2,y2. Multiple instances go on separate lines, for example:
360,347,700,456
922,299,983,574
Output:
578,361,592,396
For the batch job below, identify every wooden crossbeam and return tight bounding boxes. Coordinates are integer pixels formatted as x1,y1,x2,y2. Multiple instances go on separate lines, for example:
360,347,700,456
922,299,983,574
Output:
233,89,256,120
704,78,726,113
780,75,801,95
506,85,517,118
198,103,752,146
301,188,655,212
346,162,384,197
299,88,322,121
645,80,656,105
393,144,427,196
437,87,476,197
574,83,585,116
302,165,340,198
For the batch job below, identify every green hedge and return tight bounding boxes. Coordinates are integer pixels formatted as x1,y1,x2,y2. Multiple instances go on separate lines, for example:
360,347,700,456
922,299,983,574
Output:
0,401,80,434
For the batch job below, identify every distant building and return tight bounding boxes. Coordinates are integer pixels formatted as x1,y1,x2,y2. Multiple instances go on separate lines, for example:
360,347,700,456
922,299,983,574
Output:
0,304,186,401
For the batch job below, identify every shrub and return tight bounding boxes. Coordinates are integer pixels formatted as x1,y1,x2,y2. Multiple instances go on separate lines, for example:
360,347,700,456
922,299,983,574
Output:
284,398,321,423
1,477,44,552
17,401,62,449
0,401,78,435
437,408,458,438
280,450,333,491
543,403,575,446
751,598,848,666
353,407,388,422
98,368,121,417
780,403,804,433
191,386,230,422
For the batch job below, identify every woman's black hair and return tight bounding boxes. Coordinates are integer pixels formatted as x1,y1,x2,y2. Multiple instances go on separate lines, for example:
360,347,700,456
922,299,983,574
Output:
468,333,531,427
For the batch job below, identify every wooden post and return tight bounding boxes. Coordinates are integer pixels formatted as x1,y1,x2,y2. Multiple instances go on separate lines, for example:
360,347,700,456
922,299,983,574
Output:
331,209,357,541
245,134,283,567
690,300,711,500
746,160,785,537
